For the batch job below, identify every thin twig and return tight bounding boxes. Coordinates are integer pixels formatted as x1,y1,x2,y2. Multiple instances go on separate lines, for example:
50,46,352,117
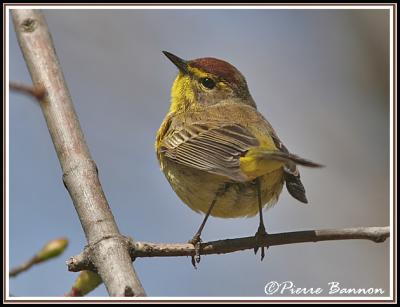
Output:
11,9,146,297
132,226,390,257
67,226,390,272
9,81,46,100
9,258,37,277
10,237,68,277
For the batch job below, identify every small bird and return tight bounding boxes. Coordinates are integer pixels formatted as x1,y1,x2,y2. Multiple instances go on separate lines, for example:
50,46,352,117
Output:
156,51,322,265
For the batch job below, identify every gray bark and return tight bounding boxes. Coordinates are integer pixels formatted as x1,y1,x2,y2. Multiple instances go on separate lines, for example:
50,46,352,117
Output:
11,9,146,297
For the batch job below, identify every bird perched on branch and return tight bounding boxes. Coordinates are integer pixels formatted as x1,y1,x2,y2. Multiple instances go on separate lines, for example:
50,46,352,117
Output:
156,51,322,266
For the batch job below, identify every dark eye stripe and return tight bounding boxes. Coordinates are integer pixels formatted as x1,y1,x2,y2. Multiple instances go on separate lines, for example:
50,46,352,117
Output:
200,77,216,89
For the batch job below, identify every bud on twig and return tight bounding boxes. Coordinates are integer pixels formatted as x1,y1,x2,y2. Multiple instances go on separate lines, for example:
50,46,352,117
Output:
33,238,69,264
66,271,102,297
9,237,69,277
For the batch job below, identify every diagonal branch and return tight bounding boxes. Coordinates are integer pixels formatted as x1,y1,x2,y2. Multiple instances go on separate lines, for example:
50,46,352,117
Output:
11,9,145,297
67,226,390,271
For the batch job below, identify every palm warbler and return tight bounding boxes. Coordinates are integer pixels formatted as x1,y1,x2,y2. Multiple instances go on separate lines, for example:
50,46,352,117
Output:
156,51,322,263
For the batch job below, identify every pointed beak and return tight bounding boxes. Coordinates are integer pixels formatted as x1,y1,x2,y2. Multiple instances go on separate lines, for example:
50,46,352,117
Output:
163,51,189,74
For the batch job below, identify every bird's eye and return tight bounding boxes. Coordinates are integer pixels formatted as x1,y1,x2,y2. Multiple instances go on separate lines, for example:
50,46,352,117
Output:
200,77,216,90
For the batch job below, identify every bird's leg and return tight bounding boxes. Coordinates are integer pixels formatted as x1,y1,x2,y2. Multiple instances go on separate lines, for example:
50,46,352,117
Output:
188,183,229,268
254,177,268,260
188,197,216,267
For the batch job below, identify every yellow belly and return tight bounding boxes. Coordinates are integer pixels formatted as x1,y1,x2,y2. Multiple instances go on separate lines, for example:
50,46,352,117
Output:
160,158,284,218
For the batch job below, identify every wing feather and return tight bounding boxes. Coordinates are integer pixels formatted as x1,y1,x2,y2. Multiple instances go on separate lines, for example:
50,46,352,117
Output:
161,123,259,181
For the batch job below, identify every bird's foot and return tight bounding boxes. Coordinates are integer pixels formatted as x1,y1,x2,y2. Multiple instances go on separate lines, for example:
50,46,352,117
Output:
254,224,268,261
188,234,202,268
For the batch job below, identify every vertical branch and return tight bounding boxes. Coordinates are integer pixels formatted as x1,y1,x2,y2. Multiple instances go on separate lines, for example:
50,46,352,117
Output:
11,9,146,296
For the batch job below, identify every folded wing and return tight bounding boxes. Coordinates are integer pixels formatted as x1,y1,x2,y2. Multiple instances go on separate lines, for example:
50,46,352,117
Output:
160,123,259,182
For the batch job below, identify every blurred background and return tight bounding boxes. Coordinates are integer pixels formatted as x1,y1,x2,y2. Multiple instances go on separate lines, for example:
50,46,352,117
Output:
9,8,391,297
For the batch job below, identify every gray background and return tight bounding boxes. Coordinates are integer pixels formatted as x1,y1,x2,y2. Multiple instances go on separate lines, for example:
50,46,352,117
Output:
9,9,390,297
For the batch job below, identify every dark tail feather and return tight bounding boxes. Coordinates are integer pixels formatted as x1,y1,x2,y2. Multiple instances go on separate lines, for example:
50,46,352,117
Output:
258,150,323,204
267,151,323,204
284,170,308,204
266,136,322,203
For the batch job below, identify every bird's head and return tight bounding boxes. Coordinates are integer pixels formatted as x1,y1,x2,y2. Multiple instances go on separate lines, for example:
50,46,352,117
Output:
163,51,256,113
